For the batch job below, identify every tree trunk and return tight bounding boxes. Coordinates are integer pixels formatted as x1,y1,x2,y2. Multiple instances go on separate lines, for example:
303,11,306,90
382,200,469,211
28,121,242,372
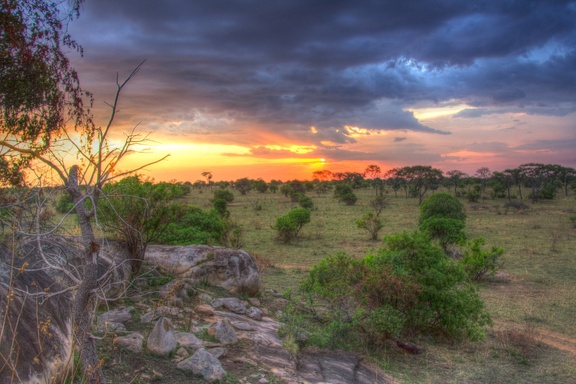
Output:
67,165,106,384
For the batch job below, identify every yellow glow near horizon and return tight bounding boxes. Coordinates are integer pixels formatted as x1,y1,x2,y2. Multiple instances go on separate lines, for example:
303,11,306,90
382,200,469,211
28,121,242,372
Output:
409,104,471,120
262,144,316,154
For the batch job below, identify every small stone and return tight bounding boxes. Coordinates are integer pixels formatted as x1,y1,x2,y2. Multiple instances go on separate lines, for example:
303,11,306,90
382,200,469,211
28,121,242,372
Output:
208,319,237,345
247,306,263,321
195,304,215,315
146,317,177,356
176,347,189,358
115,332,144,353
248,297,261,307
198,293,213,303
207,347,227,359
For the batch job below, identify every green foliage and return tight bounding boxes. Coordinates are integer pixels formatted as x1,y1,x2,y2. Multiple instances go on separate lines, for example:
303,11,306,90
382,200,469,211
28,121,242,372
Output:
370,195,389,216
157,206,225,245
0,0,90,186
419,192,466,224
301,232,491,347
420,217,466,249
253,179,268,193
570,215,576,228
213,188,234,203
272,207,311,243
340,192,358,205
234,178,252,195
212,198,229,218
99,175,187,275
220,219,243,248
55,193,74,214
461,237,504,281
419,193,467,249
298,193,314,209
356,211,384,240
466,185,482,202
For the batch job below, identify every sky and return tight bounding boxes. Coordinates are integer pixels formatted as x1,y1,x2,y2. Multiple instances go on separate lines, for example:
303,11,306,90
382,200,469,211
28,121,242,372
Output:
67,0,576,182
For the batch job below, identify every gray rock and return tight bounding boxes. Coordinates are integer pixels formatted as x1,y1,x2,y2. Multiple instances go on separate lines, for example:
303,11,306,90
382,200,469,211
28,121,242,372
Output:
247,306,264,321
116,332,144,353
198,292,213,303
145,245,261,295
208,319,238,345
140,305,180,323
175,332,204,349
177,348,227,383
207,347,227,359
97,306,133,327
146,317,177,356
212,297,248,314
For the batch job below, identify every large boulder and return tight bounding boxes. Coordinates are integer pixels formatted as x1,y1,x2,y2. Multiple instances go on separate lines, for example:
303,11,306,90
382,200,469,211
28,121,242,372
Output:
145,245,260,295
0,235,131,384
0,247,73,384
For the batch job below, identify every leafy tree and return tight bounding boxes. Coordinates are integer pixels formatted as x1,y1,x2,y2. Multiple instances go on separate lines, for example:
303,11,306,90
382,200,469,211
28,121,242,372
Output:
445,170,468,196
333,183,357,205
474,167,492,194
390,166,443,204
234,177,252,195
272,207,311,243
98,176,184,275
253,178,268,193
419,192,467,251
518,163,556,202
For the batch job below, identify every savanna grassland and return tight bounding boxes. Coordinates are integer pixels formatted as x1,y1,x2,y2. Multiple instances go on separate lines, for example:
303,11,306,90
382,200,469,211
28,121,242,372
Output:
183,185,576,383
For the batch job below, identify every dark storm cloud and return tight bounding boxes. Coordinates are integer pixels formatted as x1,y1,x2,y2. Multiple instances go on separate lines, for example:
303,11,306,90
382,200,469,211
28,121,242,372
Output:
69,0,576,145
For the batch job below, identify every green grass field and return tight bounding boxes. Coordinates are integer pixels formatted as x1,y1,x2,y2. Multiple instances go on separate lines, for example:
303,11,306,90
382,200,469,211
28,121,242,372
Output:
183,186,576,383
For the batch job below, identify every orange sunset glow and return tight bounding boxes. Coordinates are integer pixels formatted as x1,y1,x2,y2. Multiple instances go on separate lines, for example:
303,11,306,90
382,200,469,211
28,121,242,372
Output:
65,1,575,182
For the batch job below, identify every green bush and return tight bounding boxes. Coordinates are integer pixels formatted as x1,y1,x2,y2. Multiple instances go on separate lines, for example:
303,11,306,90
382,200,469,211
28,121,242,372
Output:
420,217,466,250
212,198,229,218
157,206,225,245
419,193,467,250
298,193,314,209
460,237,504,281
340,192,358,205
55,193,74,214
356,211,384,241
419,192,466,224
301,232,491,347
272,207,311,243
213,188,234,203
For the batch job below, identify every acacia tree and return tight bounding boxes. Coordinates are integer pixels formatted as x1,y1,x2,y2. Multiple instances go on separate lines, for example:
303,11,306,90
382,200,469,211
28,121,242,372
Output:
1,3,166,381
391,165,443,204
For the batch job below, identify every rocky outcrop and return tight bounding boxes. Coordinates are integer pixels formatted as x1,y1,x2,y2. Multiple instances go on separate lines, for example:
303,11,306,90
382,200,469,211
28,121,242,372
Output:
145,245,261,295
0,246,73,384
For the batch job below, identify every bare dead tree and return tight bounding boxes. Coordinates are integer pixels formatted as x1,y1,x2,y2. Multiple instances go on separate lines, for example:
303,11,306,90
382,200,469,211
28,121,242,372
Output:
0,61,168,383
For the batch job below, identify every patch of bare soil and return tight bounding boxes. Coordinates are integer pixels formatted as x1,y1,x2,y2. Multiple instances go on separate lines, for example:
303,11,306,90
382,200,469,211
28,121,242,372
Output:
494,320,576,356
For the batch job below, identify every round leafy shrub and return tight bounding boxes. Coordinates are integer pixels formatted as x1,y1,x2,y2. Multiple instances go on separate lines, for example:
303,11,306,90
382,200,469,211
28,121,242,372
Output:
213,188,234,203
273,208,311,243
460,237,504,281
419,192,466,224
298,194,314,209
341,192,358,205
